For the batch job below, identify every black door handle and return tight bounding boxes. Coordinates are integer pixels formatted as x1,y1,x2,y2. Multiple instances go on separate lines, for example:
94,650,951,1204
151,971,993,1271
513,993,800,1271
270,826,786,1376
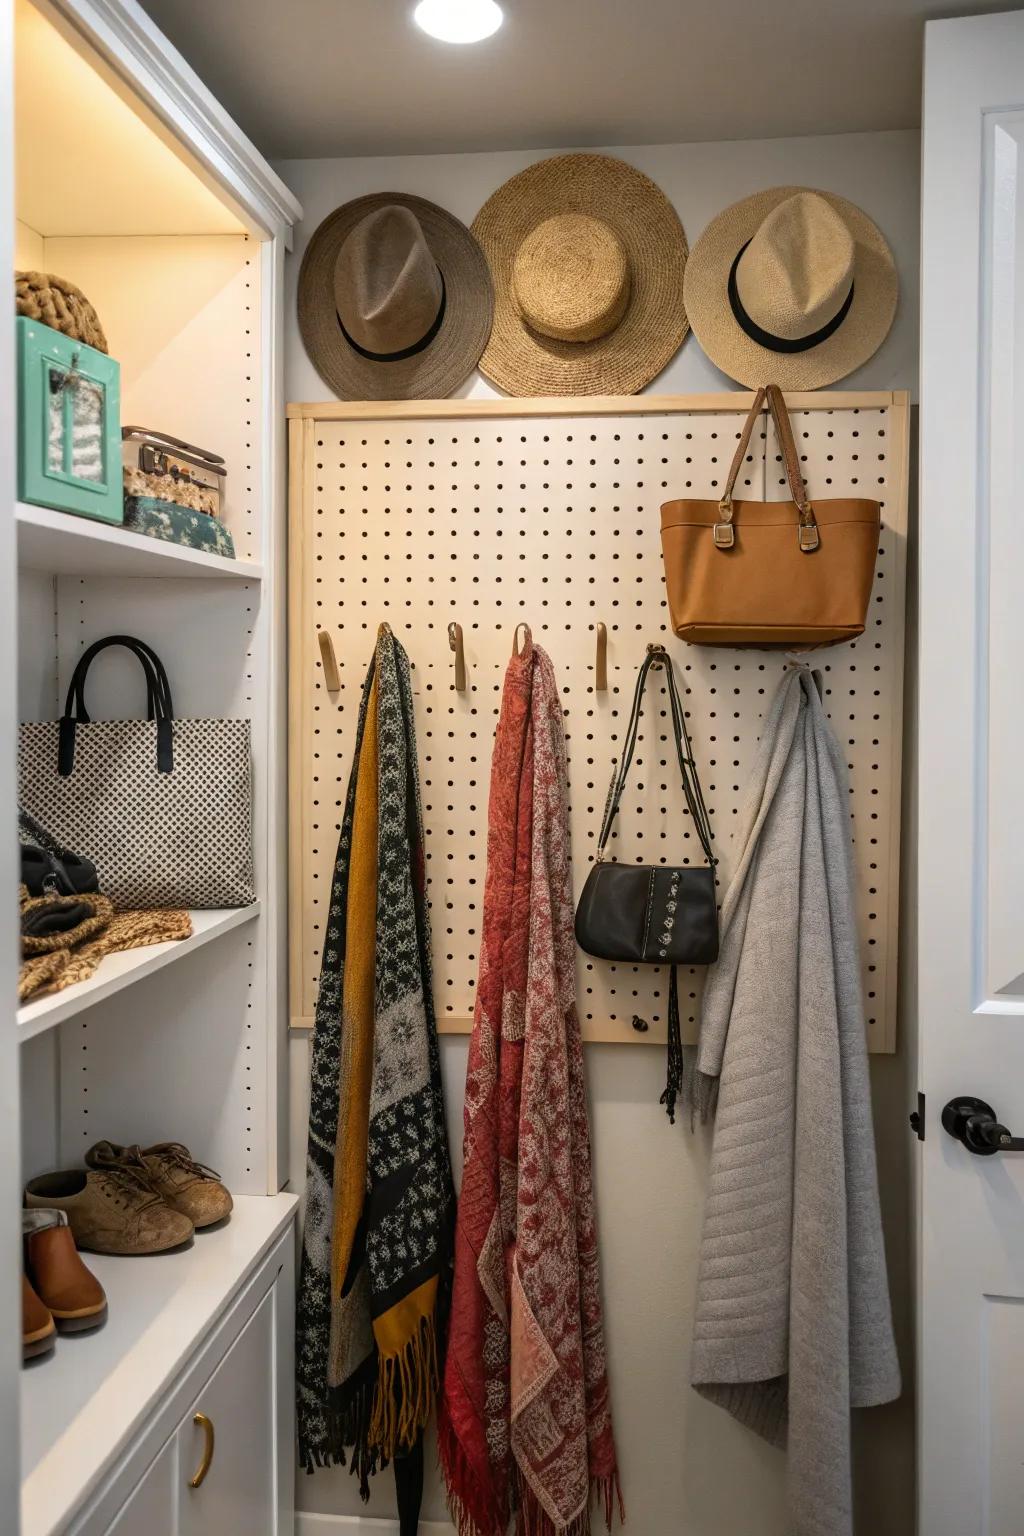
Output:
942,1096,1024,1156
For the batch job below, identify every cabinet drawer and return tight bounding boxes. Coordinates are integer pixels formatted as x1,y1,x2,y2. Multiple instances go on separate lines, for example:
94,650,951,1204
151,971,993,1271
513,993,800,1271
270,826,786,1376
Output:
106,1440,176,1536
177,1288,275,1536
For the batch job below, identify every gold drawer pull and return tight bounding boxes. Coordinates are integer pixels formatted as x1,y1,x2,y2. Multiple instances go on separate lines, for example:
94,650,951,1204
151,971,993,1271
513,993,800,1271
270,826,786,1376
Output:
189,1412,215,1489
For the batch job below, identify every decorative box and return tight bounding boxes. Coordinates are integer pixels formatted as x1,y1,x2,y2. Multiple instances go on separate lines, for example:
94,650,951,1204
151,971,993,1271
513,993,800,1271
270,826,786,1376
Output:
122,426,226,515
16,316,123,524
124,496,236,560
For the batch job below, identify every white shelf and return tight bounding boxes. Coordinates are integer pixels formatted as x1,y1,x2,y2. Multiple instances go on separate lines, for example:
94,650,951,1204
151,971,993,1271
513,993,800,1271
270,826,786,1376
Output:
17,904,261,1042
21,1192,298,1536
17,502,263,581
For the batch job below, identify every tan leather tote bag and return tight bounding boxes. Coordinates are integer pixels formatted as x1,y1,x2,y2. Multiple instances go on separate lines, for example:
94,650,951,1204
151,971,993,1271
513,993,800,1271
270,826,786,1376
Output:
660,385,880,647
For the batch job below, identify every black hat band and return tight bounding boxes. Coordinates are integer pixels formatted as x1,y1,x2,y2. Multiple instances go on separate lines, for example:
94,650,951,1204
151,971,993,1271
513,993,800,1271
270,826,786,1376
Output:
727,242,854,355
339,269,448,363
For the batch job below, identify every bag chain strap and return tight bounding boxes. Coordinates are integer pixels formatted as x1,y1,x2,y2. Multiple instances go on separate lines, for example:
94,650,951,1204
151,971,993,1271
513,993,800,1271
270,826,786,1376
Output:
596,647,715,866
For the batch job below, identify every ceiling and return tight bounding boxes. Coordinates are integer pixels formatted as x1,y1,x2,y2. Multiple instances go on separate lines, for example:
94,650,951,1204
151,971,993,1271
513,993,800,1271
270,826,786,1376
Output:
139,0,1010,160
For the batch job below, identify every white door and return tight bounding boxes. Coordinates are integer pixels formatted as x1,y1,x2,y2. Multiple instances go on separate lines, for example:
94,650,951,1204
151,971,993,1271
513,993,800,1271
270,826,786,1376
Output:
919,11,1024,1534
177,1289,276,1536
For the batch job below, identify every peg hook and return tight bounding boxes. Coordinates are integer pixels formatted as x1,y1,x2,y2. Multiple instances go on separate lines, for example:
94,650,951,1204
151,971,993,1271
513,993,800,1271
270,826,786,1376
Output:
512,622,532,658
595,622,608,693
448,621,467,692
317,629,341,693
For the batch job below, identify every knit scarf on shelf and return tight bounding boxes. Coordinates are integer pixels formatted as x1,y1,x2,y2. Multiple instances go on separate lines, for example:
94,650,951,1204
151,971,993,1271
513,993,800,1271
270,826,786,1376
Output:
296,624,455,1515
439,635,622,1536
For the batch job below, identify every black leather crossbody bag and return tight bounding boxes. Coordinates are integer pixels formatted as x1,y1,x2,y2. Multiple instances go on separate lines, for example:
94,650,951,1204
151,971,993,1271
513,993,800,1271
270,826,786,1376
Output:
575,646,718,1119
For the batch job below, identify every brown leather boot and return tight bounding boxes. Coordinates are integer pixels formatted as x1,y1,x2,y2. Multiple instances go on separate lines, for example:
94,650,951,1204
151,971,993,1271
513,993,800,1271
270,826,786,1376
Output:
86,1141,232,1230
22,1273,55,1362
25,1213,107,1333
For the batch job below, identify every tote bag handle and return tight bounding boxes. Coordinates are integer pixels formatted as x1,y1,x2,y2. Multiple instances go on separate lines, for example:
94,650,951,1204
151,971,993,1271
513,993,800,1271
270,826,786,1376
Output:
715,384,819,552
58,635,175,776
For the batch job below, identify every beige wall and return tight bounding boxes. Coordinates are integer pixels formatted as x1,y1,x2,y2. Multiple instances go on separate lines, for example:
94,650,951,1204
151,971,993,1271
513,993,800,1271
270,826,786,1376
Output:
15,217,43,269
280,129,919,1533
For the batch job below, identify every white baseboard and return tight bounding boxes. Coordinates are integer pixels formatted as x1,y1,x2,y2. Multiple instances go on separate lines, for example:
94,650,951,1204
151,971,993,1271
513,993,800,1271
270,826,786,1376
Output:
296,1514,453,1535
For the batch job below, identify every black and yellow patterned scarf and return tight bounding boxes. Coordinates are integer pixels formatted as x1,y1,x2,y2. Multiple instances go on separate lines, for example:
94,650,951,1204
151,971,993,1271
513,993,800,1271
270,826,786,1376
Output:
297,625,454,1520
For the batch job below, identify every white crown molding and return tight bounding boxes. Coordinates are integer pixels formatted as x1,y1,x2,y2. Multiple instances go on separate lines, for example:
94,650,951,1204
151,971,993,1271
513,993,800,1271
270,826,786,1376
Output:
43,0,302,242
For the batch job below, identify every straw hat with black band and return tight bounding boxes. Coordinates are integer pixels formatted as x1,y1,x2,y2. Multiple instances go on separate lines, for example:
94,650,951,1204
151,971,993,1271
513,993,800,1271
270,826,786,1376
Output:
683,186,898,390
471,154,689,397
298,193,494,401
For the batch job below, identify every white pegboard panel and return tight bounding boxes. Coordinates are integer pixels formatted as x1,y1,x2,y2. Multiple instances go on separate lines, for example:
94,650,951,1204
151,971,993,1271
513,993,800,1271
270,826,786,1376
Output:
289,394,909,1052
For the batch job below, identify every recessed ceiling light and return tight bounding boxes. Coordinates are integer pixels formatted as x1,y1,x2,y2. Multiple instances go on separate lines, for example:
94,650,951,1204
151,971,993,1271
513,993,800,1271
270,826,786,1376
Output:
413,0,504,45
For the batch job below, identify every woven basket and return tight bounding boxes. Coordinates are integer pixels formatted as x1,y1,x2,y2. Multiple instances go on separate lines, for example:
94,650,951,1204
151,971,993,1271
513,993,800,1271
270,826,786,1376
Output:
16,271,108,354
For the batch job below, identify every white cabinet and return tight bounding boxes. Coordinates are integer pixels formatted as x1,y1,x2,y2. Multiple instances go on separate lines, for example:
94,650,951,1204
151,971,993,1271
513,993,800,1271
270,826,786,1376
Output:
177,1291,275,1536
106,1443,176,1536
56,1215,295,1536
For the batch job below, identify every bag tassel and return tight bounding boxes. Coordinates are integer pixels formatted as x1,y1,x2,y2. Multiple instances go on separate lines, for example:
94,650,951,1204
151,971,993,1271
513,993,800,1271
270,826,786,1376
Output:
659,965,684,1124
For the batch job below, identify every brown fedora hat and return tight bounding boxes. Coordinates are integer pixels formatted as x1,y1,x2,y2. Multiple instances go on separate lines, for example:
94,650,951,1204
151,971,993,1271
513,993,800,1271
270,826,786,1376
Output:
298,192,494,401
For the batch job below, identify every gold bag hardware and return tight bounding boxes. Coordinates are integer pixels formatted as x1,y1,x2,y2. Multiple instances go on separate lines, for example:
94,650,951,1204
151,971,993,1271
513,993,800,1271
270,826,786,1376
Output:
660,385,880,648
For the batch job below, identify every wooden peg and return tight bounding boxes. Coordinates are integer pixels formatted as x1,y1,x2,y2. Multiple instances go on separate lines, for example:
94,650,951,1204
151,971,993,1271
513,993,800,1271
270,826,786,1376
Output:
317,629,341,693
595,622,608,692
448,621,467,692
512,622,532,658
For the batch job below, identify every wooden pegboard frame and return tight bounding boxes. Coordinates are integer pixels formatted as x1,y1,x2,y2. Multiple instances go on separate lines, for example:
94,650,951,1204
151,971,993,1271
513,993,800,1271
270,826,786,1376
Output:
288,391,910,1053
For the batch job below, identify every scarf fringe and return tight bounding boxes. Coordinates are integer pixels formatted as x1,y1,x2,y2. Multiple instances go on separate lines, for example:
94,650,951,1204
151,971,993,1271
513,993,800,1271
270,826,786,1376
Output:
298,1439,345,1476
298,1355,381,1497
370,1311,440,1462
329,1374,380,1501
438,1407,508,1536
514,1470,625,1536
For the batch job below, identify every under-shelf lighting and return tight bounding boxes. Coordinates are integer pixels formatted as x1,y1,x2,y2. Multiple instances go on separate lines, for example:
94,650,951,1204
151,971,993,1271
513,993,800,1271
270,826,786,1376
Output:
413,0,504,44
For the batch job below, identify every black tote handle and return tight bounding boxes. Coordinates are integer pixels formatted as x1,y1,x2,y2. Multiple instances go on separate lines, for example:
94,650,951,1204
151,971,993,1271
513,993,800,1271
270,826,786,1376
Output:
65,637,172,722
597,647,714,865
58,635,175,777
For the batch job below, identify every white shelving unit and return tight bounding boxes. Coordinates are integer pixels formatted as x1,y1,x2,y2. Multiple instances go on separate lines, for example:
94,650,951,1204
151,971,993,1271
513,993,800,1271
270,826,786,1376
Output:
21,1193,298,1536
17,904,261,1042
5,2,302,1533
17,502,265,581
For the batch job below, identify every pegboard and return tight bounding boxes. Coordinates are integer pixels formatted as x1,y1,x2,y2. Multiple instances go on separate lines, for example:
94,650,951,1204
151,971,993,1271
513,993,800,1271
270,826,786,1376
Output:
288,392,909,1053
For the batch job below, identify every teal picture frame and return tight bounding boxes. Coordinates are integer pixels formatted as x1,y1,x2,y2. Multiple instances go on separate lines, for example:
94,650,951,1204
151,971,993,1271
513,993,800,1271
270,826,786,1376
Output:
16,315,123,524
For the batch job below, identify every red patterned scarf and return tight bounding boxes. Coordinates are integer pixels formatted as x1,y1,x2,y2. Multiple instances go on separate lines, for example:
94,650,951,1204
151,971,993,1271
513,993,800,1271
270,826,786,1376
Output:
440,638,622,1536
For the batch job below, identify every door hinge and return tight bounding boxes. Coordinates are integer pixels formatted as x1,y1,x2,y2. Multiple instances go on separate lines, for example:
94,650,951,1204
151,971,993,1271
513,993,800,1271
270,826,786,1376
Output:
909,1091,925,1141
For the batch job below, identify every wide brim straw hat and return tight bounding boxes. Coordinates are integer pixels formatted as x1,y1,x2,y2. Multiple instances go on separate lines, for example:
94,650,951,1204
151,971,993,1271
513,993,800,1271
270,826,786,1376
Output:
471,154,689,397
684,185,898,390
298,192,494,401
